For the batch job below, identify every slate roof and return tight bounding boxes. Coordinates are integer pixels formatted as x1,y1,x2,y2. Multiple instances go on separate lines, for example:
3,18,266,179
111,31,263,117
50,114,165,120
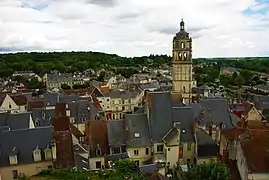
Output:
188,103,202,121
103,90,138,99
68,100,90,124
162,127,179,143
149,92,196,143
198,85,213,91
139,82,160,91
0,112,8,127
44,109,54,124
73,143,88,154
200,99,234,130
149,92,173,142
196,128,218,158
0,126,53,167
59,94,79,103
172,107,195,142
74,154,89,171
107,120,125,146
107,152,129,161
31,108,51,127
140,164,157,174
6,112,33,130
125,113,151,148
43,93,59,106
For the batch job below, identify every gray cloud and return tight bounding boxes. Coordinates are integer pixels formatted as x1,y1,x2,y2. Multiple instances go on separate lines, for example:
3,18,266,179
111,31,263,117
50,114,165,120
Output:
115,12,141,21
88,0,118,7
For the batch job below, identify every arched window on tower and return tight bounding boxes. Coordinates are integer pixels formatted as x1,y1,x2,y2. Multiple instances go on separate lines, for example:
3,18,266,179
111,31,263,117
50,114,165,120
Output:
183,86,186,93
183,52,187,60
181,42,184,49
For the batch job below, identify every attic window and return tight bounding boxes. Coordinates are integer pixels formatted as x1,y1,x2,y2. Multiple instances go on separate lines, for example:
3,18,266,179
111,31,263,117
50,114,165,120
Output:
134,133,140,138
35,118,40,126
44,146,52,160
9,155,18,165
70,117,75,123
33,147,41,162
96,149,101,156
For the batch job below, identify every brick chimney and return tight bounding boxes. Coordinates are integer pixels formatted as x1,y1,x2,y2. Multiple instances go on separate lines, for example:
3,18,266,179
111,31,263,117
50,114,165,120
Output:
52,102,74,168
146,92,152,106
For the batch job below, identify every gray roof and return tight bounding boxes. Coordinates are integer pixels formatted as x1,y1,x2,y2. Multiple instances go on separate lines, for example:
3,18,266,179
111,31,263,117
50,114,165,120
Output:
107,152,129,161
125,113,151,148
196,128,218,158
47,73,83,84
172,107,195,142
0,126,53,167
73,143,88,154
31,108,51,127
59,94,79,103
74,154,89,171
139,82,160,91
188,103,202,121
107,120,125,146
89,102,104,121
44,93,59,106
103,90,138,99
68,100,90,124
198,85,213,91
6,113,33,130
200,99,234,130
140,164,157,174
149,91,173,142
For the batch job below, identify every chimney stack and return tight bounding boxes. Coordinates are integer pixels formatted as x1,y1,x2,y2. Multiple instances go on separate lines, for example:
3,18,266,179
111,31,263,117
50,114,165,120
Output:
55,102,67,117
53,102,74,168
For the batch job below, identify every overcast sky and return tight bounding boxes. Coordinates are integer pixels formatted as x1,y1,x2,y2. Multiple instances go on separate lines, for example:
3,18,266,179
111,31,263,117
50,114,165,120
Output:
0,0,269,58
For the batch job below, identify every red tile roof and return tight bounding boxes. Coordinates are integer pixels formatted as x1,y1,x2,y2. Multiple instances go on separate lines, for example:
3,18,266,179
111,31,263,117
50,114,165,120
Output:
28,100,45,110
100,86,110,93
241,129,269,173
10,94,28,105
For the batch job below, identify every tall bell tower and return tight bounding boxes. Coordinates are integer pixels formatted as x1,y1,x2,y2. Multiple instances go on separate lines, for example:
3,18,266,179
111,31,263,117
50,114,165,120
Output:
172,19,193,103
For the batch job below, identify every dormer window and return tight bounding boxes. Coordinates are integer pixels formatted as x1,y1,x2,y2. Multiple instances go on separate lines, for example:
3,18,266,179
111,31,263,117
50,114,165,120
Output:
134,133,140,138
42,111,46,119
96,144,101,156
44,146,52,161
9,155,18,165
95,148,101,156
70,117,75,123
35,118,40,127
33,146,41,162
9,147,18,165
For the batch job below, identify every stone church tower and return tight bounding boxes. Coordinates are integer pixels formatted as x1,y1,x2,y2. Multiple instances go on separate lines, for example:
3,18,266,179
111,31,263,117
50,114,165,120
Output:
172,19,193,103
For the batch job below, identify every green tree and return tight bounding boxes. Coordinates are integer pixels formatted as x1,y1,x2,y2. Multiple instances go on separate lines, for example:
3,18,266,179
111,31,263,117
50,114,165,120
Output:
61,83,71,90
235,75,245,87
182,163,229,180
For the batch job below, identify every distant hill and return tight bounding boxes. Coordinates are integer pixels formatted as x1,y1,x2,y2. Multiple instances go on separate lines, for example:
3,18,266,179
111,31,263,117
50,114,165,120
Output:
0,51,268,77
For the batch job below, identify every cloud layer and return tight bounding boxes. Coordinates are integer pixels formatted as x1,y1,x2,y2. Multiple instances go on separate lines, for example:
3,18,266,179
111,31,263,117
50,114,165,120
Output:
0,0,269,57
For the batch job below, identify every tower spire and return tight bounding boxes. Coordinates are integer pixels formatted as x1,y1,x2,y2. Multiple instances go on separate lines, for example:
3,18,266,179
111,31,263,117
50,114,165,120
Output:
180,18,185,31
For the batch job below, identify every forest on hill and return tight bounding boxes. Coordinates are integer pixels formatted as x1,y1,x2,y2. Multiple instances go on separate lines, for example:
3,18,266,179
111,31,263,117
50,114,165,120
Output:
0,51,268,77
